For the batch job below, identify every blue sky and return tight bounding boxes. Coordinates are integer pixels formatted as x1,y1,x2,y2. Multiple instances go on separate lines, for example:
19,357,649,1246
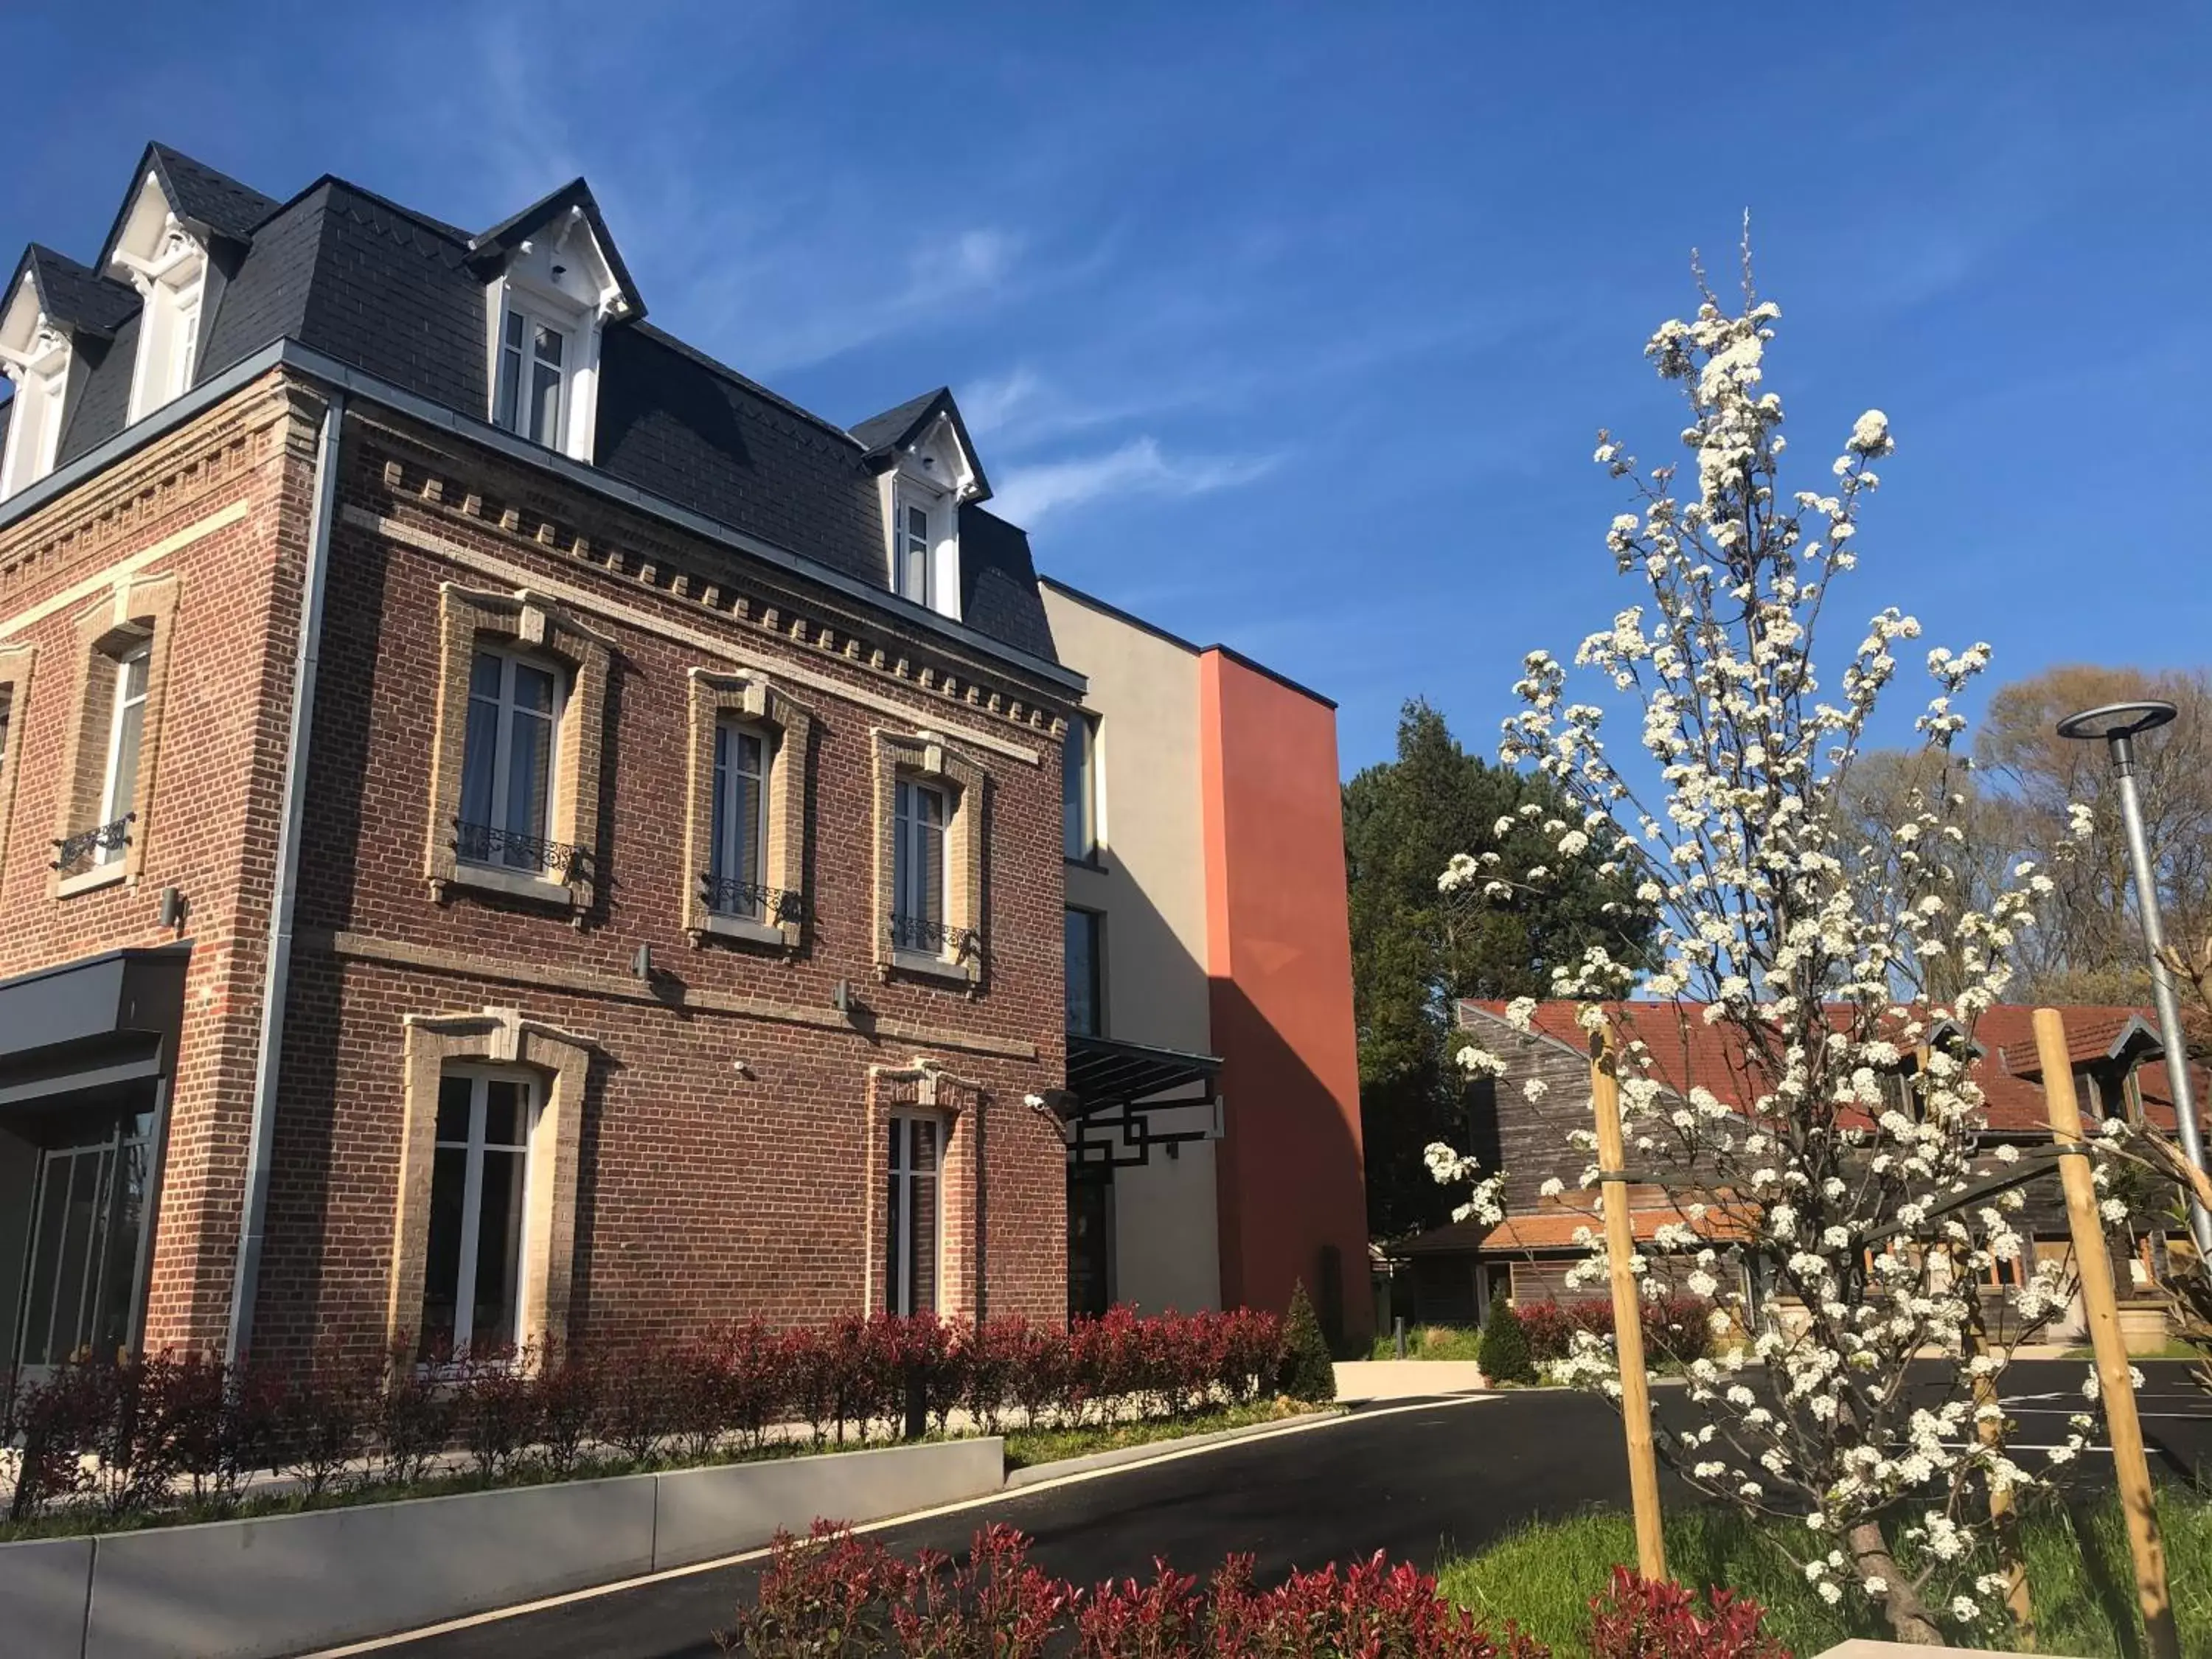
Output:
6,4,2208,774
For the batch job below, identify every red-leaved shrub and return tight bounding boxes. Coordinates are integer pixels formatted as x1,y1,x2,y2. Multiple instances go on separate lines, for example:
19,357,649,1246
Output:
1518,1297,1716,1367
1587,1567,1790,1659
722,1528,1551,1658
4,1307,1288,1526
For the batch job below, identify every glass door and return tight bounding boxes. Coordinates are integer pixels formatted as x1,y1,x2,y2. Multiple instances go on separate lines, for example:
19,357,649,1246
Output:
11,1111,153,1380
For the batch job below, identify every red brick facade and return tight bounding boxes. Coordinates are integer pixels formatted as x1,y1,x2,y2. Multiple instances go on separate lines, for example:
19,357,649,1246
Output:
0,370,1074,1368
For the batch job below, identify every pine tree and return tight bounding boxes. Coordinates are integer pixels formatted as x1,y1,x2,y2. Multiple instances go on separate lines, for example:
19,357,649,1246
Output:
1276,1282,1339,1402
1346,700,1655,1238
1477,1300,1534,1385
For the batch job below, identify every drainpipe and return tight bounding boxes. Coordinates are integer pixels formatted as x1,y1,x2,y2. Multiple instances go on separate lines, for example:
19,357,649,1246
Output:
224,386,346,1365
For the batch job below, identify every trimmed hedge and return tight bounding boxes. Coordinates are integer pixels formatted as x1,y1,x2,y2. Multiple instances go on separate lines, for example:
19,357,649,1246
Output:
2,1307,1290,1529
1516,1294,1717,1366
1477,1301,1536,1384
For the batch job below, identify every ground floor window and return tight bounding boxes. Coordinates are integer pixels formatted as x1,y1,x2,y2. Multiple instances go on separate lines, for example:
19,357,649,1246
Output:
420,1069,536,1360
6,1106,154,1375
885,1112,942,1315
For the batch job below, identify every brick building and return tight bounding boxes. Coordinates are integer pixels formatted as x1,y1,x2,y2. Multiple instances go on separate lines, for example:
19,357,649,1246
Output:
1393,998,2199,1334
0,144,1371,1380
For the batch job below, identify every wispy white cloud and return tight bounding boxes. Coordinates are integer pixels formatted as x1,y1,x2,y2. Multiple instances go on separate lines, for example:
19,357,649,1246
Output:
992,437,1279,524
960,366,1046,436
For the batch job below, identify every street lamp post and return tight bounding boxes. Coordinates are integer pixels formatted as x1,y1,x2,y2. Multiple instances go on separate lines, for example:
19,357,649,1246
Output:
2056,699,2212,1256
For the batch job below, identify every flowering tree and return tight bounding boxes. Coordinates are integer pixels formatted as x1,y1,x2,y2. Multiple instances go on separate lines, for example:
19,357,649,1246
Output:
1427,248,2108,1644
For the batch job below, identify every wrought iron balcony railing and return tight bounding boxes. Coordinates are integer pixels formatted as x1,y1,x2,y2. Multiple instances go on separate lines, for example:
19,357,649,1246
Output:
700,874,806,925
890,912,981,961
453,820,594,883
52,814,134,874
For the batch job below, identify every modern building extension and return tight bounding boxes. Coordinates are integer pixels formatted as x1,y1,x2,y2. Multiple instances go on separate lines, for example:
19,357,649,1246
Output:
0,143,1370,1378
1046,581,1372,1345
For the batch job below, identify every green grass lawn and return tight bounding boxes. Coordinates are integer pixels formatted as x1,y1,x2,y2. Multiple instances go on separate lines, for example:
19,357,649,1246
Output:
1369,1324,1486,1362
1439,1489,2212,1658
1002,1397,1329,1471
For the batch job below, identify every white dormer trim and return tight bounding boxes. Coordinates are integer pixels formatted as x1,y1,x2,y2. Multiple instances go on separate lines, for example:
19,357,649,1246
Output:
0,276,71,501
484,206,624,464
108,171,208,425
876,412,976,623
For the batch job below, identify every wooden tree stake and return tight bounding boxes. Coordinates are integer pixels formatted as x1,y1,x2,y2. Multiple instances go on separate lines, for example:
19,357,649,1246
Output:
2034,1006,2177,1659
1966,1282,2035,1646
1590,1025,1667,1583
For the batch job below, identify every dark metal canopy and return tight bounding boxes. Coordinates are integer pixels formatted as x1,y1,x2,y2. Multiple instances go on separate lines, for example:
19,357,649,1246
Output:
1065,1033,1220,1111
1060,1034,1222,1172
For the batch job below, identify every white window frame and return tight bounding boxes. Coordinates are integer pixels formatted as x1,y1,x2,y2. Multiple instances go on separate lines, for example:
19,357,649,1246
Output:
884,1109,945,1317
95,641,150,866
423,1066,539,1360
1062,713,1099,862
0,342,69,501
458,644,566,869
892,776,950,953
122,234,207,424
708,716,774,918
894,489,939,608
493,300,571,451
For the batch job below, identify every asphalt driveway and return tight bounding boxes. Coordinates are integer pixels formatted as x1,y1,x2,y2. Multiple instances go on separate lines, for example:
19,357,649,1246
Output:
330,1360,2210,1659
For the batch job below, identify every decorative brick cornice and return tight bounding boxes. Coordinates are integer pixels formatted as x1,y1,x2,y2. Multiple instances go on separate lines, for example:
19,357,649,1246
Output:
0,372,306,614
302,927,1040,1060
355,427,1078,748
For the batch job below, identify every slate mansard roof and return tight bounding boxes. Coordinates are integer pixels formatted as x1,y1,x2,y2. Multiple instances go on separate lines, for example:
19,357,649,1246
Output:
4,145,1059,667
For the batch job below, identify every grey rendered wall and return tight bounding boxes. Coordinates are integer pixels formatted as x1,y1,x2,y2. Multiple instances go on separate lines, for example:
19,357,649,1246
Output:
1,1436,1004,1659
82,1475,656,1659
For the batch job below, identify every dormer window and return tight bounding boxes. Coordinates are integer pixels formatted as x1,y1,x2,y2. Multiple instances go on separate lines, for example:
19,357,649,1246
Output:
108,172,210,423
494,307,568,449
896,492,939,607
471,188,640,466
855,391,990,625
0,315,69,500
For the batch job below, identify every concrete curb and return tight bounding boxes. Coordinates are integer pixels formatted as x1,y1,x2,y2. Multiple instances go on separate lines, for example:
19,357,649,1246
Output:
1005,1410,1345,1486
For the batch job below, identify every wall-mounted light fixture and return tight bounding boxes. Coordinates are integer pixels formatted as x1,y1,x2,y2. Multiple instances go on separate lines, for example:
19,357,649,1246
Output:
832,980,854,1015
631,945,653,981
158,886,187,930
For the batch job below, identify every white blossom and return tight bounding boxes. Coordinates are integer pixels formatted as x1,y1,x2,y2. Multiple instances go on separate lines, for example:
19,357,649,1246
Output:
1419,268,2087,1629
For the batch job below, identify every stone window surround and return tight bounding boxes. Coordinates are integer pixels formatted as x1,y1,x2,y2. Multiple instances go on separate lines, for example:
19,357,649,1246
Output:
871,728,988,989
425,583,613,919
684,668,815,952
49,571,181,899
863,1062,984,1318
0,643,32,883
388,1006,594,1362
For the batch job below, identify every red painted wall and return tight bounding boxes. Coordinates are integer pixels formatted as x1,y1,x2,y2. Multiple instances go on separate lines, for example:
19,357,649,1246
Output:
1199,650,1373,1343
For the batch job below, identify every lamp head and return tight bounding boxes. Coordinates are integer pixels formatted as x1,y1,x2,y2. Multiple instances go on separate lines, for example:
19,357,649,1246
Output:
2056,700,2177,742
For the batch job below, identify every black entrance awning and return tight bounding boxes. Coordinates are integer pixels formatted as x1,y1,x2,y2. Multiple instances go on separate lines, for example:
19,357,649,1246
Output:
0,945,189,1107
1065,1033,1222,1113
1060,1034,1222,1171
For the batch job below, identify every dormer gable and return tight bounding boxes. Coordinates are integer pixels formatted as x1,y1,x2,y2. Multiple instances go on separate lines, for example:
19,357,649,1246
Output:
467,180,644,464
104,165,211,422
0,246,135,499
853,389,990,622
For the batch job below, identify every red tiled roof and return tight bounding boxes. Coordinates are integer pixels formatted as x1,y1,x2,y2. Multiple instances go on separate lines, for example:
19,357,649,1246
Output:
1458,998,2198,1134
1398,1201,1752,1257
